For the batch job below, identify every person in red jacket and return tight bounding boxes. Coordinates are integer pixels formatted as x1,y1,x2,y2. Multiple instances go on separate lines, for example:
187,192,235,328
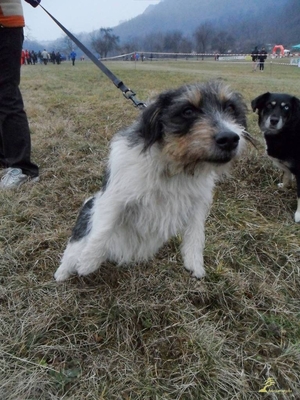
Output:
21,48,26,65
25,49,30,64
0,0,40,188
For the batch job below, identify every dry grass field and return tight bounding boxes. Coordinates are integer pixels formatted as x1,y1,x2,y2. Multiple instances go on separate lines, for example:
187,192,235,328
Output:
1,57,300,399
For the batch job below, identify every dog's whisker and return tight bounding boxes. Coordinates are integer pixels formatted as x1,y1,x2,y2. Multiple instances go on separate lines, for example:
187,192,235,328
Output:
242,130,258,148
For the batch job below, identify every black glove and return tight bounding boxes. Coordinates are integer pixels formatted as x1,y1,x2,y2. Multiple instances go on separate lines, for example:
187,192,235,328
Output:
24,0,41,8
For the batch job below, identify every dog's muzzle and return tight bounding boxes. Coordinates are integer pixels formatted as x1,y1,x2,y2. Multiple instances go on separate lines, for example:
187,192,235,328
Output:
215,131,240,151
263,115,284,132
270,115,280,127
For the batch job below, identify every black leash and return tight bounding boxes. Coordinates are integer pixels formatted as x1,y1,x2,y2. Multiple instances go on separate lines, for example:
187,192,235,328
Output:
39,4,147,109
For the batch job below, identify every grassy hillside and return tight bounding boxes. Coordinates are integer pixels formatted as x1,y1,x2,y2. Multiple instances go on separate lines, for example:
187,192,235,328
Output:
0,57,299,399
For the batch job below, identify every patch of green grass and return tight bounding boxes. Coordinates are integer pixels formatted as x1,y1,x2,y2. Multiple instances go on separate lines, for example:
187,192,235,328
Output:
0,59,299,399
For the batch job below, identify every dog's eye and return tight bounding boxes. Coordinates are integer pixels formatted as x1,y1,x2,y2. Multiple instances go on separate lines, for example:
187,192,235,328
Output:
266,103,273,109
225,104,235,113
283,105,289,111
182,107,196,118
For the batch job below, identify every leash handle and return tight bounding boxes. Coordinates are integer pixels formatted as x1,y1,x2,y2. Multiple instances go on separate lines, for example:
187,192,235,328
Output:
39,4,146,109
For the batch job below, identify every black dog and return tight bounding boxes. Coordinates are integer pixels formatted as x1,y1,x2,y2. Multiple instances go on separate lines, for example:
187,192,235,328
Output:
251,92,300,222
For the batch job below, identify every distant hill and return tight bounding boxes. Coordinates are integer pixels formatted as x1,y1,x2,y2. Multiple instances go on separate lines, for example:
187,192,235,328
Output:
114,0,268,39
24,0,300,54
111,0,300,50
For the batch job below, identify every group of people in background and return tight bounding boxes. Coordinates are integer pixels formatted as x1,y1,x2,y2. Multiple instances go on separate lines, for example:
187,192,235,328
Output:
251,46,268,71
21,49,76,65
21,49,38,65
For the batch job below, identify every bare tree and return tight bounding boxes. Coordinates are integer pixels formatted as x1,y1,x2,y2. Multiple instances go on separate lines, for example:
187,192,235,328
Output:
62,35,76,56
90,28,119,58
193,22,215,54
211,31,235,55
163,31,184,52
178,37,193,53
142,32,164,52
121,41,136,54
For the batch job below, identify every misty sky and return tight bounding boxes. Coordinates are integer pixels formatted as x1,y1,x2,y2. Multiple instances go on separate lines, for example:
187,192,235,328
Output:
23,0,160,41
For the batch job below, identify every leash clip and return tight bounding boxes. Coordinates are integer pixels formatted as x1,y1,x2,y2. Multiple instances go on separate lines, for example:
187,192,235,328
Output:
123,89,147,109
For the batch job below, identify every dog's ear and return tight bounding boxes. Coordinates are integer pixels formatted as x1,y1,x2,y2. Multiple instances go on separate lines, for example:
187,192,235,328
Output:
140,101,164,150
251,92,270,112
291,96,300,112
140,91,175,151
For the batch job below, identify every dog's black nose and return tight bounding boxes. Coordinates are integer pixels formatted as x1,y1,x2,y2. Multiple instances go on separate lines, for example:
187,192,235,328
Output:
270,116,279,126
215,131,240,151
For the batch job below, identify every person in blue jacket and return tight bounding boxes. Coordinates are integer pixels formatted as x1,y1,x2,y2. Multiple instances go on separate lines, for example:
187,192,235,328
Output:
70,50,77,66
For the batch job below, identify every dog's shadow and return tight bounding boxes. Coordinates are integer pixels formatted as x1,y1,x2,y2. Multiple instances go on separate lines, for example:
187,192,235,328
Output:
71,262,131,289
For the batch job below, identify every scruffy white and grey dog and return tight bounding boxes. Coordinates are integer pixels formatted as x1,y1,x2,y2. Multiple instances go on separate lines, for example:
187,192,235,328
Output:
54,80,253,282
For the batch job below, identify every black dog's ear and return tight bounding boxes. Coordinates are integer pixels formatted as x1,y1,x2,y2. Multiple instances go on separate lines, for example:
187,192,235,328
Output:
291,96,300,112
251,92,271,112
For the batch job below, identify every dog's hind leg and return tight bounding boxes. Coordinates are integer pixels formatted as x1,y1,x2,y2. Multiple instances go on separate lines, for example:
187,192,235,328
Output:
295,174,300,223
75,192,124,277
295,198,300,223
54,197,96,281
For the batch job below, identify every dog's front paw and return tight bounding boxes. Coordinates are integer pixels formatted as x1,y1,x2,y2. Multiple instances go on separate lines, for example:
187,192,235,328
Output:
54,266,74,282
191,267,206,279
295,210,300,223
183,255,206,279
278,182,288,189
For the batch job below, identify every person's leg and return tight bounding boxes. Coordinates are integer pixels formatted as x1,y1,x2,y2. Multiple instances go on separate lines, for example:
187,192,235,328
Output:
0,27,39,178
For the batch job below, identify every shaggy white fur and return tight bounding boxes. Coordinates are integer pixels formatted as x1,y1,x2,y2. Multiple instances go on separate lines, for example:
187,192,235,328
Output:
55,80,250,281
